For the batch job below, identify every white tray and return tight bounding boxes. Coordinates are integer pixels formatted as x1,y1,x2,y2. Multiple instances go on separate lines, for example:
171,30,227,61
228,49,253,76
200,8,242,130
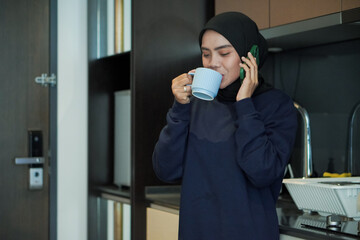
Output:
283,177,360,220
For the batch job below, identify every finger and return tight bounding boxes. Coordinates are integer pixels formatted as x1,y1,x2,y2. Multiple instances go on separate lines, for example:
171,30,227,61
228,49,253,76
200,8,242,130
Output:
173,83,191,97
250,63,256,81
247,53,258,82
173,73,192,86
247,52,258,67
175,93,191,104
174,85,191,95
248,54,258,83
240,60,250,78
245,55,257,81
184,85,192,93
241,57,256,81
188,69,196,76
172,79,190,97
174,85,192,99
173,76,192,97
241,56,252,67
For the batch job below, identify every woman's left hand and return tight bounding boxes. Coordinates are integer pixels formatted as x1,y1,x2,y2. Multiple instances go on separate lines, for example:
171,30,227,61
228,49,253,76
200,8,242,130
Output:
236,52,259,101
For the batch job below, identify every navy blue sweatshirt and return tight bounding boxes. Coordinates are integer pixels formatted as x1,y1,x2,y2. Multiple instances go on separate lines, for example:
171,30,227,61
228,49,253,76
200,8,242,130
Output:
153,89,298,240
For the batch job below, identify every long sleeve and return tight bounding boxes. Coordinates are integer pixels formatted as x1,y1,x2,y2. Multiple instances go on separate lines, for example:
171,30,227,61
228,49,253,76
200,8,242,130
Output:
152,101,191,182
234,93,297,188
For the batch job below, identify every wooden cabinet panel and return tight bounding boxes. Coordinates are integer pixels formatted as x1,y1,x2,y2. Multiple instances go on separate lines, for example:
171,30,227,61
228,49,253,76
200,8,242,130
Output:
146,208,179,240
215,0,270,29
342,0,360,11
270,0,341,27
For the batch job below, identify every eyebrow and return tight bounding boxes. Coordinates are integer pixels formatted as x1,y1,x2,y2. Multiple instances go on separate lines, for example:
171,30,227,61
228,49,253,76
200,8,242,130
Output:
201,44,233,51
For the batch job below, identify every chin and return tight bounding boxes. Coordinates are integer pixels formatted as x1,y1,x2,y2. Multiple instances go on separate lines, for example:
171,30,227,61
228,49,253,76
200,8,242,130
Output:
220,77,238,89
219,81,231,89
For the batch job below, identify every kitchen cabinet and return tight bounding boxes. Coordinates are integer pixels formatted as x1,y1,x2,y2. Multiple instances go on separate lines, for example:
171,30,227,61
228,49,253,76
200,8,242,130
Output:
270,0,340,27
342,0,360,11
146,208,309,240
215,0,269,29
146,206,179,240
216,0,349,29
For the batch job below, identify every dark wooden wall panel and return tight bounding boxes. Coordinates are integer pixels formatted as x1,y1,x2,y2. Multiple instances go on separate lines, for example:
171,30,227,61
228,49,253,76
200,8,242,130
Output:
131,1,214,239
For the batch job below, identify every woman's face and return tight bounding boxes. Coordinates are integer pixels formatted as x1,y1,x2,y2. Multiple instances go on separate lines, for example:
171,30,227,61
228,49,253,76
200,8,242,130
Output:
201,30,241,89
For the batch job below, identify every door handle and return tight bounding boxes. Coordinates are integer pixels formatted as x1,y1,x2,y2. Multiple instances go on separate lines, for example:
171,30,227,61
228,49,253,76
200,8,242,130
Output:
15,157,45,165
15,157,44,190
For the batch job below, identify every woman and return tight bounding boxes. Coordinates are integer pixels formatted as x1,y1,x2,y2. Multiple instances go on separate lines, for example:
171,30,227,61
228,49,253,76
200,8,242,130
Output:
152,12,297,240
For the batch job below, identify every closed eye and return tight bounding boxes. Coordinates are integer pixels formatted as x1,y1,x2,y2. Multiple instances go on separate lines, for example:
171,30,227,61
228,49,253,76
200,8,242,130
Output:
220,52,230,56
202,53,210,58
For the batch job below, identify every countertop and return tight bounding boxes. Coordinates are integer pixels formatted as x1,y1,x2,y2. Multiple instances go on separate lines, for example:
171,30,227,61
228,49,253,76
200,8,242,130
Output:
145,186,360,240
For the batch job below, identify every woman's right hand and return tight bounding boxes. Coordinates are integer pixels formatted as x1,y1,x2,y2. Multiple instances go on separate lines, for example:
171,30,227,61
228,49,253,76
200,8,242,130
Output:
171,72,193,104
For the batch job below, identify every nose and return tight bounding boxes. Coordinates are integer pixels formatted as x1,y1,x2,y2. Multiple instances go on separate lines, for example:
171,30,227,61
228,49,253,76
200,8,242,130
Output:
208,55,220,70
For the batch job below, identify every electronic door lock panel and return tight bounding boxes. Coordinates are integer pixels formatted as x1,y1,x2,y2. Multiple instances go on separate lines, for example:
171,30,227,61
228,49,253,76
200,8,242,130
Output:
29,168,43,190
14,131,44,190
28,131,44,190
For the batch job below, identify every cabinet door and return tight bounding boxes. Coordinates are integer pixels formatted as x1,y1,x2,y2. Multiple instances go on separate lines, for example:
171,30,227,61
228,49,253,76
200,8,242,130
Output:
270,0,340,27
146,208,179,240
342,0,360,11
215,0,270,29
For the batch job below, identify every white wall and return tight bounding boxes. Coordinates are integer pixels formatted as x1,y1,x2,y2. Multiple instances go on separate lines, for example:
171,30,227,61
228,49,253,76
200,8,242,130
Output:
57,0,88,239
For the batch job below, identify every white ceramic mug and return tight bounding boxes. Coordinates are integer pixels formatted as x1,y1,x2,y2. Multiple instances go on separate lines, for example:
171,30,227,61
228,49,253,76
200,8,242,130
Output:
189,67,222,101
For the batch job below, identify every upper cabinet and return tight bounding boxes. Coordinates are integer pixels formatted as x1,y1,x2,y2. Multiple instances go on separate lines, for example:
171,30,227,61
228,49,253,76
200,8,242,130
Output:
269,0,340,27
342,0,360,11
215,0,270,29
216,0,360,30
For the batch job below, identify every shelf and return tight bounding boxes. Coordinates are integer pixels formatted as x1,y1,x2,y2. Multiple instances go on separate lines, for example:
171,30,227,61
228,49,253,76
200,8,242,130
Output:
94,185,131,204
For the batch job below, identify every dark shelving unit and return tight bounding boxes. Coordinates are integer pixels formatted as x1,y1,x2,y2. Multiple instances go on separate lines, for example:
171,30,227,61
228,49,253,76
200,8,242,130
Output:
88,1,214,239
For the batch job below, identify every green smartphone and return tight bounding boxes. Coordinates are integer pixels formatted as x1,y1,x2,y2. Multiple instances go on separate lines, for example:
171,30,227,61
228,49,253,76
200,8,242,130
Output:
240,45,259,80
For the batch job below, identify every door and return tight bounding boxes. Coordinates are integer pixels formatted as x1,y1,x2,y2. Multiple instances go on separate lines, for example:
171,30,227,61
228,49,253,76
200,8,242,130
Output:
0,0,51,239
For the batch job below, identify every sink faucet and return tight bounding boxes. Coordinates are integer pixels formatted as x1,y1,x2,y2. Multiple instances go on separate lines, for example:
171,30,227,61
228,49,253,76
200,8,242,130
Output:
293,102,313,178
348,101,360,175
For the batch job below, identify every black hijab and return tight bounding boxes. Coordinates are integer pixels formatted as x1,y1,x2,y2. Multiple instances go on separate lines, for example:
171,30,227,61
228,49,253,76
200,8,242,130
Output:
199,12,272,102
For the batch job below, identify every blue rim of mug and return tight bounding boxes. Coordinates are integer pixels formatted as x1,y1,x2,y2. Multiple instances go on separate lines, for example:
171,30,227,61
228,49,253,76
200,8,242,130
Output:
192,88,215,101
